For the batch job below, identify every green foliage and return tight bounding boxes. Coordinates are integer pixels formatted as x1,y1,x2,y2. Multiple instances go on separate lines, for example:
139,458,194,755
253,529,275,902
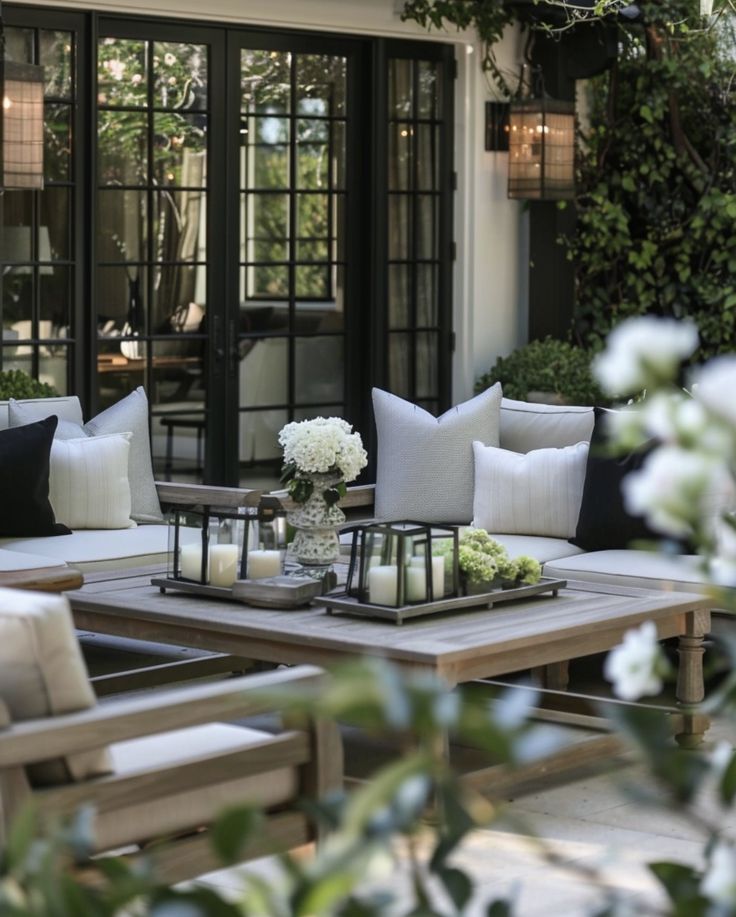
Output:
0,370,57,400
566,5,736,357
0,659,559,916
475,336,606,406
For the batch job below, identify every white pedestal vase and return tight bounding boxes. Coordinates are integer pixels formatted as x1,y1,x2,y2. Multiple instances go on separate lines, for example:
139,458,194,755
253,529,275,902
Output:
288,473,346,567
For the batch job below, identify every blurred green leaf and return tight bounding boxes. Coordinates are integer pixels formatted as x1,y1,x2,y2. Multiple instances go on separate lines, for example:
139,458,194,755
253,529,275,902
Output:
211,806,262,865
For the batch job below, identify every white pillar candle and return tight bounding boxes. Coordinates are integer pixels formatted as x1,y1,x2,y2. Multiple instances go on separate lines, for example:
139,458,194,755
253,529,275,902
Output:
368,564,398,605
405,565,427,602
180,543,208,583
209,544,240,588
408,555,445,599
247,549,282,579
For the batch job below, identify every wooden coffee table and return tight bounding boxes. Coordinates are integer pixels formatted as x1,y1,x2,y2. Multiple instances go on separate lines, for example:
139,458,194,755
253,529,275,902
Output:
68,567,712,788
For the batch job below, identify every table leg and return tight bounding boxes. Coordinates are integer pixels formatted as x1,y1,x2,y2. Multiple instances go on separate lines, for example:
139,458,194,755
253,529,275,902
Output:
675,610,710,749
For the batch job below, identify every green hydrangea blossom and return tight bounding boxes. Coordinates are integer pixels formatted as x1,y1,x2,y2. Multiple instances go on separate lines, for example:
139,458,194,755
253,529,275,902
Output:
435,528,541,586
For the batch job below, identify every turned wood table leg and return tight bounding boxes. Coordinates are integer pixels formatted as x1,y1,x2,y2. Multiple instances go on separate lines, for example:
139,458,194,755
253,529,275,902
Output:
674,609,711,749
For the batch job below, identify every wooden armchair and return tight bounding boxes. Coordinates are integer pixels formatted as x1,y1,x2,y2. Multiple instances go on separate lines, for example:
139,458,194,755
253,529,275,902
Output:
0,589,342,885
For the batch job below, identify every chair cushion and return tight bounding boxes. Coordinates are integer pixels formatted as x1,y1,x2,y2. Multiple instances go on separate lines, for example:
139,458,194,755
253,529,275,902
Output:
486,534,586,564
473,440,589,538
373,384,502,524
0,396,83,432
94,723,298,851
49,434,135,530
0,588,112,786
499,398,595,453
84,387,163,525
0,417,71,538
0,525,199,572
543,549,708,593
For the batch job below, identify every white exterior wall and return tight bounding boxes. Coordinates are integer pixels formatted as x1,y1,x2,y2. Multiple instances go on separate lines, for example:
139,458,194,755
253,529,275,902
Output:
24,0,528,402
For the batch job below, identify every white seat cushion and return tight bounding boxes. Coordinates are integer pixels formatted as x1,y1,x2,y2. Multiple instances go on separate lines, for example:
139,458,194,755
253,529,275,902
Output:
94,723,298,851
487,534,586,564
0,526,200,572
0,548,67,571
543,549,708,593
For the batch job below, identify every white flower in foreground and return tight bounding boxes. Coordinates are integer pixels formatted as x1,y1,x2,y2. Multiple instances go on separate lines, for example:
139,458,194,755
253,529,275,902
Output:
593,316,699,396
701,842,736,907
693,356,736,428
604,621,665,700
622,446,729,538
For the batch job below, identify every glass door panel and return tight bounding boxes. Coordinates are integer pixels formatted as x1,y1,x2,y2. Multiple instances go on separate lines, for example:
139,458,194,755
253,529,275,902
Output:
95,31,209,480
386,53,450,415
0,25,76,394
237,44,348,487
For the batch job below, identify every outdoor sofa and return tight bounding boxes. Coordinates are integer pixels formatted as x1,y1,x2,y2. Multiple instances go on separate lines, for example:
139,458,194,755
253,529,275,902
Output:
0,393,718,604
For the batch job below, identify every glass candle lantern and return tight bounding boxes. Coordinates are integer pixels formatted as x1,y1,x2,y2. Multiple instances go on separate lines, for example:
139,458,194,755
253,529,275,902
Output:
162,498,286,594
342,521,460,607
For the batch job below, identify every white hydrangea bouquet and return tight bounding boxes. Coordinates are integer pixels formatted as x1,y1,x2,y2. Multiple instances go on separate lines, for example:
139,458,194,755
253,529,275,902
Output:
278,417,368,506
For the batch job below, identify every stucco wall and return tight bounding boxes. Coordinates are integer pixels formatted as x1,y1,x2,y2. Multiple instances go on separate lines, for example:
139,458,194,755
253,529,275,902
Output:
22,0,528,401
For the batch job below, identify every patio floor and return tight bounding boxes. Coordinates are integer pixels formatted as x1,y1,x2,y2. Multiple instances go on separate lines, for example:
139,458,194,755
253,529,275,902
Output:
189,715,735,915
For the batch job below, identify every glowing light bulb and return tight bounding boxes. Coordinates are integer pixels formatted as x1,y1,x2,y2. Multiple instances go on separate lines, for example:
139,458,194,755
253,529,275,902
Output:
2,96,11,110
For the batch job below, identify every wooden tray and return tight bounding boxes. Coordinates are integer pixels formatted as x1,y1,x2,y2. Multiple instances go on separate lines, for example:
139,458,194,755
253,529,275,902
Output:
321,577,567,625
151,574,322,609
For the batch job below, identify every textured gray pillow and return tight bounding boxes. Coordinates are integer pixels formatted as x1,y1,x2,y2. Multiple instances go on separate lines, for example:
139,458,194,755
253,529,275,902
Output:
500,397,595,453
84,387,163,524
9,399,86,440
373,384,502,524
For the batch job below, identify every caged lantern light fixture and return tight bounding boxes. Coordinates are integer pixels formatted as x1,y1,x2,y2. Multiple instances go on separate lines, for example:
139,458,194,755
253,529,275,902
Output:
0,1,45,192
507,68,575,201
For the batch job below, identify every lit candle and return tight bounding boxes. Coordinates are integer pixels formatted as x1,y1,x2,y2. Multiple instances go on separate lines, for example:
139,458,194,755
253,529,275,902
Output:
368,564,398,605
210,544,239,588
247,549,282,579
408,555,445,599
405,565,427,602
180,543,208,583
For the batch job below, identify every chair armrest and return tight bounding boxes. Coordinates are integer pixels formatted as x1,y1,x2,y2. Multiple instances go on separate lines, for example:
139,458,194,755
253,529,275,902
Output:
0,665,327,768
155,481,261,508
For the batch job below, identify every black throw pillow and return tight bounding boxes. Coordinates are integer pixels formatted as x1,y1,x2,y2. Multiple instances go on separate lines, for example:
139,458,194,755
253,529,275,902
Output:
0,415,71,537
569,407,658,551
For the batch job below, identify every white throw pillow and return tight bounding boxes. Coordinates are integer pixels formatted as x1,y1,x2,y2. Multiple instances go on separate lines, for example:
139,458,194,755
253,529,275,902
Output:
373,384,502,524
472,440,589,538
83,387,163,524
50,433,136,530
9,387,163,524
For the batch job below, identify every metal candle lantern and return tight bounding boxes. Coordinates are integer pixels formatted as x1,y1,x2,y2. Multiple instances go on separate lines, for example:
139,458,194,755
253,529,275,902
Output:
507,97,575,201
159,496,285,596
343,521,460,607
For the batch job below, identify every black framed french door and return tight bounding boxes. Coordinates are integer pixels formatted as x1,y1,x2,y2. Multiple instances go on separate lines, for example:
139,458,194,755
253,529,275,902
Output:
2,6,455,487
223,29,369,486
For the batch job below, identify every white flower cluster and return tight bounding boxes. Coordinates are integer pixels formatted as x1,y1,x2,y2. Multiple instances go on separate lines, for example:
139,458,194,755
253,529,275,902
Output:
279,416,367,482
603,621,668,701
594,316,736,558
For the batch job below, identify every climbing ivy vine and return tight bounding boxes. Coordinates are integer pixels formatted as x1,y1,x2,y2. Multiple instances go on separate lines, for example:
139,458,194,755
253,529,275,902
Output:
566,0,736,357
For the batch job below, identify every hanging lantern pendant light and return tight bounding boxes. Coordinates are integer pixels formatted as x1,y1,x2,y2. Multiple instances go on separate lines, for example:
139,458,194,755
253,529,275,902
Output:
0,2,45,191
508,67,575,201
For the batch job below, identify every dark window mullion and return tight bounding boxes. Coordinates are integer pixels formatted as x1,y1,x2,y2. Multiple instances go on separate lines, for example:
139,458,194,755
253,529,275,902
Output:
409,59,419,403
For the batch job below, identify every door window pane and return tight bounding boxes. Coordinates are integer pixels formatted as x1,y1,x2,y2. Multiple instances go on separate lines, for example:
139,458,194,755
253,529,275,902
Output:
389,59,412,116
44,103,72,181
154,112,207,186
153,42,207,111
97,38,148,107
152,265,206,330
98,190,148,262
296,54,346,116
153,191,207,263
389,264,410,329
240,337,288,406
98,110,148,184
40,266,71,330
388,332,411,399
241,49,291,114
40,31,74,98
40,187,71,261
417,60,442,119
295,336,343,403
